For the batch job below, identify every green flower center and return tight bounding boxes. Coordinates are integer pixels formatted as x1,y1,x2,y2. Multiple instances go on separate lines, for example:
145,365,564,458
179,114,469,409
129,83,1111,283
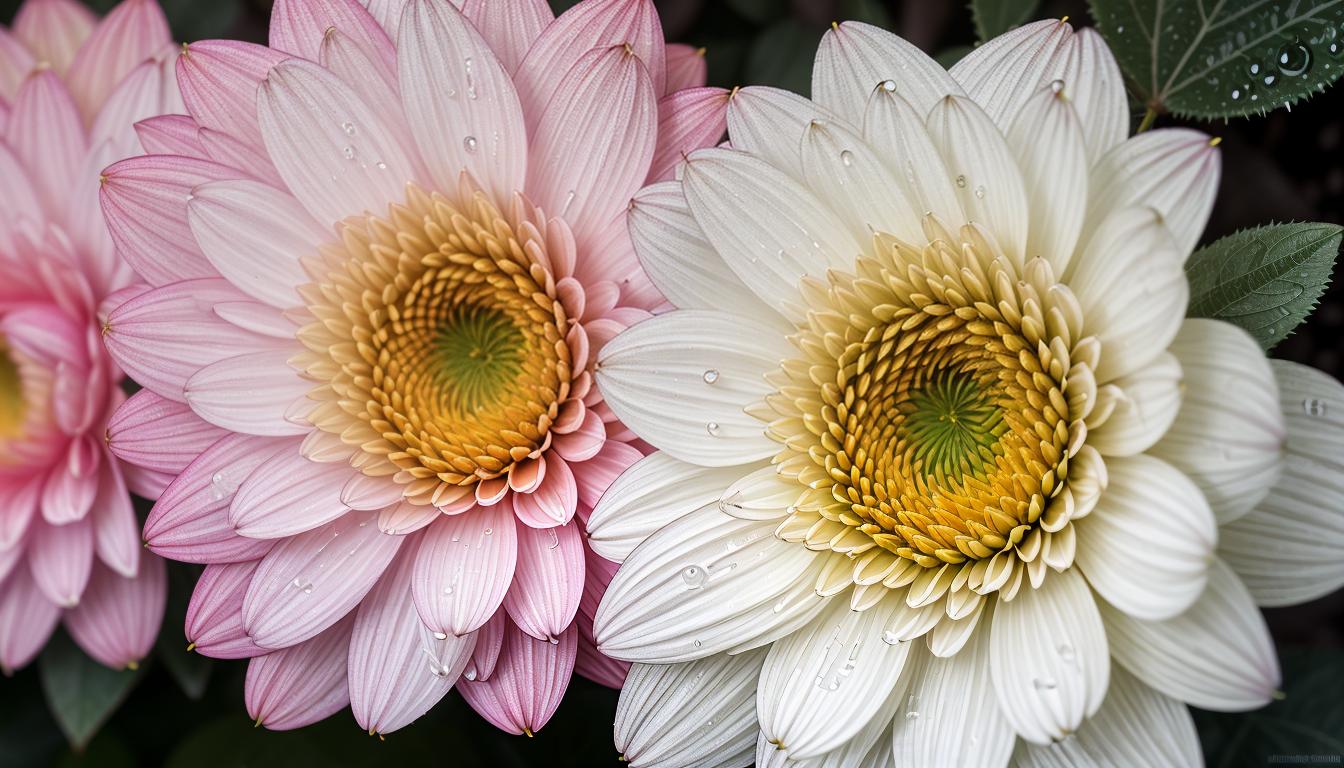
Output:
433,304,526,413
900,370,1007,479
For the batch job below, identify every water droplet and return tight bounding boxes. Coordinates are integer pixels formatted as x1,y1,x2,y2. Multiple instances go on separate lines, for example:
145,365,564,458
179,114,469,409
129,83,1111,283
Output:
1263,73,1278,87
443,585,455,595
291,578,314,594
1033,678,1058,690
904,694,920,720
840,150,854,167
1057,643,1077,664
1049,78,1065,94
693,639,702,648
881,630,900,645
483,527,493,536
1303,398,1328,417
562,190,576,216
463,668,477,681
681,565,708,588
879,79,897,92
1249,62,1262,76
702,369,720,384
463,135,478,153
706,422,721,436
1231,88,1242,100
1115,25,1124,34
342,145,356,160
955,174,967,188
209,471,234,501
341,121,356,136
545,529,559,550
974,185,986,199
1329,41,1343,59
433,631,447,640
1277,40,1312,76
548,636,559,645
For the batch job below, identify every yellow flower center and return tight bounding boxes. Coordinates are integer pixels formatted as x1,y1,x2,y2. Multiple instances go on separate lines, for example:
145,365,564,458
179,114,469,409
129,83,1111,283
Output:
0,335,25,439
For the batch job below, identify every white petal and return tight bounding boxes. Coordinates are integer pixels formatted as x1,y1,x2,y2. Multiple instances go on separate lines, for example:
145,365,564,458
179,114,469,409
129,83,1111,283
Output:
759,595,914,759
1006,85,1087,274
412,501,517,636
762,668,905,768
812,21,961,125
926,96,1029,267
990,568,1109,744
596,310,790,467
891,627,1014,768
595,506,825,664
861,85,963,229
1102,558,1279,711
1075,455,1215,621
800,118,924,246
1015,665,1201,768
681,148,862,322
1088,352,1182,457
949,20,1073,131
1150,319,1284,523
1220,360,1344,606
1066,207,1187,383
184,349,311,437
1064,29,1128,167
615,650,765,768
725,86,834,180
586,451,766,563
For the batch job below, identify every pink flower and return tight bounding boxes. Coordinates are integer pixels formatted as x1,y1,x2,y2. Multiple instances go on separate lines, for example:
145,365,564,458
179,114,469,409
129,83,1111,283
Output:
101,0,726,735
0,0,180,673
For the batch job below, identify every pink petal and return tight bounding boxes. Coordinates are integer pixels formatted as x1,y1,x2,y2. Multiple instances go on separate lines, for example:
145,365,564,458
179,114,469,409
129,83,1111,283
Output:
377,501,439,535
187,180,325,309
647,86,729,183
107,389,230,475
91,461,140,578
103,278,288,403
457,621,577,735
349,542,477,735
197,127,285,186
0,564,61,674
574,541,627,688
361,0,408,39
186,560,267,659
269,0,393,66
144,433,291,564
0,27,36,100
98,155,238,287
396,0,525,204
64,550,166,669
11,0,95,74
40,439,101,524
0,140,43,240
318,26,400,135
28,517,93,607
460,0,552,74
664,43,707,92
246,615,354,730
502,521,584,641
257,58,420,227
64,0,173,118
552,408,606,463
512,454,577,528
5,69,85,215
230,445,355,539
243,510,403,649
134,114,210,157
120,463,174,501
412,500,517,636
513,0,665,128
573,439,642,510
0,476,42,549
464,607,505,682
525,45,657,258
341,472,406,511
184,349,311,437
177,40,289,151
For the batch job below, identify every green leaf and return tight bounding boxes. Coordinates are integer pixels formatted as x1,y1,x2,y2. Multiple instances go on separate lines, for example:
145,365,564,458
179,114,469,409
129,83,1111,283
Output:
1088,0,1344,119
970,0,1041,41
38,631,143,750
1185,222,1340,350
745,19,822,95
839,0,894,28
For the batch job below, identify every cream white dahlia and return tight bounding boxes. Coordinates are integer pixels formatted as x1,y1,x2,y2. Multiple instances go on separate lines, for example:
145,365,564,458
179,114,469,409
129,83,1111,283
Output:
1,0,180,674
589,18,1344,767
99,0,726,735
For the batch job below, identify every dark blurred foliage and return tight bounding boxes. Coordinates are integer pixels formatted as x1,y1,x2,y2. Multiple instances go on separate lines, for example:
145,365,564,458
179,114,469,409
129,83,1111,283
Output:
0,0,1341,765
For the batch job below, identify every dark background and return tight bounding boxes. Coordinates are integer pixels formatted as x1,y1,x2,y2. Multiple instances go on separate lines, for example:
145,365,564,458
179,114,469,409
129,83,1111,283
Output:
0,0,1340,765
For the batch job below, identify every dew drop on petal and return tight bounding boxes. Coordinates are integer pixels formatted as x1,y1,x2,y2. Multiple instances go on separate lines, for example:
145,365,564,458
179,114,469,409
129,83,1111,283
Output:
955,174,967,188
879,79,897,92
1303,398,1328,417
433,631,447,640
680,565,707,588
702,369,720,384
1033,678,1058,691
840,150,854,167
463,135,478,153
1277,40,1312,76
342,145,356,160
706,421,721,436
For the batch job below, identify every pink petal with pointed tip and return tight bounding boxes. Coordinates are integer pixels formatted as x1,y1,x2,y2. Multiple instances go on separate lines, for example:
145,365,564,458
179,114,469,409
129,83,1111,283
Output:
108,389,230,475
270,0,393,66
184,349,312,437
341,472,405,511
503,520,583,641
665,43,707,92
246,614,354,730
177,40,289,151
465,607,505,683
512,454,577,528
11,0,94,73
552,409,605,463
574,540,626,688
134,114,209,157
186,560,267,659
28,517,93,607
6,69,85,215
91,461,139,578
64,0,172,118
230,445,354,539
457,621,577,735
377,501,439,535
647,86,728,183
0,564,61,674
460,0,552,74
0,27,36,100
64,550,166,669
412,502,517,636
0,477,41,549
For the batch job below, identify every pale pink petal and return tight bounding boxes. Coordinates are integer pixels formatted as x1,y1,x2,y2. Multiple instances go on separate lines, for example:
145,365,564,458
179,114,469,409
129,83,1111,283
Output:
573,440,642,511
246,615,354,730
574,540,626,688
11,0,95,74
0,477,41,549
360,0,407,40
184,349,312,437
0,564,61,674
64,550,166,669
64,0,173,118
243,510,403,649
551,409,606,463
134,114,209,157
99,155,239,287
317,26,400,133
412,501,516,636
230,446,355,538
513,0,665,128
27,517,92,607
144,433,292,563
464,607,505,682
120,464,174,501
342,472,406,511
526,45,657,260
104,278,290,402
458,621,577,735
503,521,584,642
107,389,230,475
377,501,439,535
664,43,706,92
396,0,526,204
257,58,421,226
512,454,577,528
647,86,728,183
269,0,394,66
0,27,35,100
40,438,100,524
0,543,19,586
197,127,285,185
91,461,139,578
177,40,289,151
0,141,43,240
459,0,551,74
187,180,327,309
349,542,477,734
5,70,85,214
186,560,267,659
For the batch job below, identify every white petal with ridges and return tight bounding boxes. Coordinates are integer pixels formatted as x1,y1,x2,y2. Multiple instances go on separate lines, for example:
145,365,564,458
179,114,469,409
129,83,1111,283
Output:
949,19,1073,132
1088,352,1182,457
725,86,834,180
800,118,923,246
812,21,961,125
1006,85,1087,273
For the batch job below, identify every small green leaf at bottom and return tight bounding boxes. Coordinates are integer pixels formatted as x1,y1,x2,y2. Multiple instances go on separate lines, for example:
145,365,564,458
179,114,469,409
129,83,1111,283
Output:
39,631,143,750
1185,222,1341,351
970,0,1041,42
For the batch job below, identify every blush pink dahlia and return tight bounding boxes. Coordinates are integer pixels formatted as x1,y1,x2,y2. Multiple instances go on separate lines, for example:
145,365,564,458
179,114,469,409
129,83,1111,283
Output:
100,0,726,735
0,0,179,674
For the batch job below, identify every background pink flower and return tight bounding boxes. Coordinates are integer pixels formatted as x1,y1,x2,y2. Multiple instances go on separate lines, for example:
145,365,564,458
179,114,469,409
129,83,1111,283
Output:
0,0,181,673
101,0,726,735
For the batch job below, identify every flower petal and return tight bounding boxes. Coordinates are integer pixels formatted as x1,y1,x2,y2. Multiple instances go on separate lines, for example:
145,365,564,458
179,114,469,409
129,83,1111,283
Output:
0,564,61,674
107,389,230,475
457,620,578,735
1087,352,1182,457
6,70,85,215
184,349,311,437
800,118,924,247
949,19,1073,131
459,0,552,74
1007,85,1088,273
269,0,392,64
64,0,172,118
647,86,728,183
11,0,95,74
64,551,166,669
1064,29,1128,166
725,85,835,180
412,501,517,636
230,446,355,539
28,517,93,608
861,83,964,231
91,462,140,578
246,615,354,730
186,560,267,659
502,521,584,641
664,43,707,92
177,40,289,151
812,21,961,125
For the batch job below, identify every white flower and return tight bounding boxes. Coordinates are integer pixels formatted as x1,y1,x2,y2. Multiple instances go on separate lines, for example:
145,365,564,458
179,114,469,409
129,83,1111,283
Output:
587,18,1344,767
